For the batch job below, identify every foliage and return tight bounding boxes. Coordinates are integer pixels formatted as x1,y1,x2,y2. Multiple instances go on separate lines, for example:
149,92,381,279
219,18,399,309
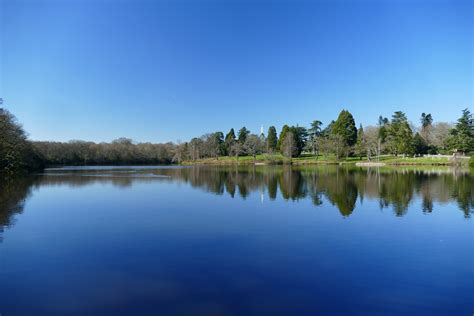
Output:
0,108,44,174
237,127,250,144
321,120,335,137
420,113,433,128
332,110,358,148
277,125,290,150
289,126,308,157
278,125,307,157
447,108,474,154
308,120,323,137
266,126,278,153
413,132,429,155
355,124,366,159
224,128,236,155
386,111,414,156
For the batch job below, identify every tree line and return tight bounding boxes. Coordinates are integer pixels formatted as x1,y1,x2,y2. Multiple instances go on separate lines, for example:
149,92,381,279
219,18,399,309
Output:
1,105,472,174
178,108,473,162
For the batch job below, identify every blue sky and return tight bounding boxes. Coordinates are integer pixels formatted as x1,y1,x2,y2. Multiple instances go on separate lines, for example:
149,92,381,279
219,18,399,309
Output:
1,0,472,142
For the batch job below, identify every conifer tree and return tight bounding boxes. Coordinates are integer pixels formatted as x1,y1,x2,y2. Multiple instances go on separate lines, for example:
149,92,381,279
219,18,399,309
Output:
267,126,278,153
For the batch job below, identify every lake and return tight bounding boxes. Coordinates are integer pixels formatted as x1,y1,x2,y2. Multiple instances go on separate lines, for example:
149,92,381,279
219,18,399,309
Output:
0,165,472,316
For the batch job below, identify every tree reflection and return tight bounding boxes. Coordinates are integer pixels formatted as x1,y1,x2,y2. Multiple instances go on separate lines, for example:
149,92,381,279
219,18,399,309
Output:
0,176,38,241
0,166,471,234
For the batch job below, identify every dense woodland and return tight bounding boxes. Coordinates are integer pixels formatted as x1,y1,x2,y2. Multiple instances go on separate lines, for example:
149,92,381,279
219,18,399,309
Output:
0,105,473,174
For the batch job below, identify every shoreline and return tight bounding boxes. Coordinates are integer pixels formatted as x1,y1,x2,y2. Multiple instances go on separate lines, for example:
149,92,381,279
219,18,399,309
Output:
181,155,470,167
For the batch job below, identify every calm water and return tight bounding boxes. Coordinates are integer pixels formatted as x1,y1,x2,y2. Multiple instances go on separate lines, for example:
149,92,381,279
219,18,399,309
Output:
0,165,472,316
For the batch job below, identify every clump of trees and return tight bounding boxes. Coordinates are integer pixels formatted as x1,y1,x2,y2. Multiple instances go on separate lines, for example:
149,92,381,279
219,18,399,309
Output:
0,108,44,174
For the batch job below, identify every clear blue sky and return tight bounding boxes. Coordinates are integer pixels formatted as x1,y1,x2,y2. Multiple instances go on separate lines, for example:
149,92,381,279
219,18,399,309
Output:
1,0,472,143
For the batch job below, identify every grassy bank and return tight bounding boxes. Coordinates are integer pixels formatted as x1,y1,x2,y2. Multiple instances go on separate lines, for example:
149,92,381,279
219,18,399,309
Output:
182,153,470,166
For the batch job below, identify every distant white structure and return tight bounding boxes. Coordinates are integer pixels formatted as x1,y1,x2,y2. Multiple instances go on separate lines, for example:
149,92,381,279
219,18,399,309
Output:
260,125,264,136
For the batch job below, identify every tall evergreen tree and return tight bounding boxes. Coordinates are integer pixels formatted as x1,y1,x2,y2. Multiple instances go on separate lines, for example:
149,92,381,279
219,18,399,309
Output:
266,126,278,153
447,108,474,154
277,125,290,150
237,127,250,144
224,128,236,155
387,111,414,156
355,124,366,159
212,131,225,158
331,110,358,148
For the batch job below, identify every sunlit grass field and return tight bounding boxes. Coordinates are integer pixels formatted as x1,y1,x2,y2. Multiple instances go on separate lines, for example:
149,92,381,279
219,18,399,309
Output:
182,153,469,166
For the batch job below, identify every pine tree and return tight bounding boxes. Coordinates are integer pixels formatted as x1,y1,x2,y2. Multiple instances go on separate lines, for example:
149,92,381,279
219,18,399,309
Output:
237,127,250,144
447,108,474,154
277,125,290,150
267,126,278,153
224,128,236,155
332,110,357,147
355,124,366,159
387,111,414,156
331,110,357,158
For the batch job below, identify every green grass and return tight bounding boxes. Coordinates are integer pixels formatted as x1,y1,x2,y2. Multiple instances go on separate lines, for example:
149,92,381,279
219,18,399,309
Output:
182,153,473,166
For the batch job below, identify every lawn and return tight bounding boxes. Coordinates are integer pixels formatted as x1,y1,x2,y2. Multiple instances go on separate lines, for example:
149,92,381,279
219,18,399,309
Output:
182,153,469,166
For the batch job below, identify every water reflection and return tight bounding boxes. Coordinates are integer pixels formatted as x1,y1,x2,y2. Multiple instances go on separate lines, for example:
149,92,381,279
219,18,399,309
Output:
0,176,38,242
0,166,472,240
0,166,474,240
49,166,473,217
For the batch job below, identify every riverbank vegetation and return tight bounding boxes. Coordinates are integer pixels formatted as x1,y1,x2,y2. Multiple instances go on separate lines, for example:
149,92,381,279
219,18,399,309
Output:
0,108,44,175
1,104,472,174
